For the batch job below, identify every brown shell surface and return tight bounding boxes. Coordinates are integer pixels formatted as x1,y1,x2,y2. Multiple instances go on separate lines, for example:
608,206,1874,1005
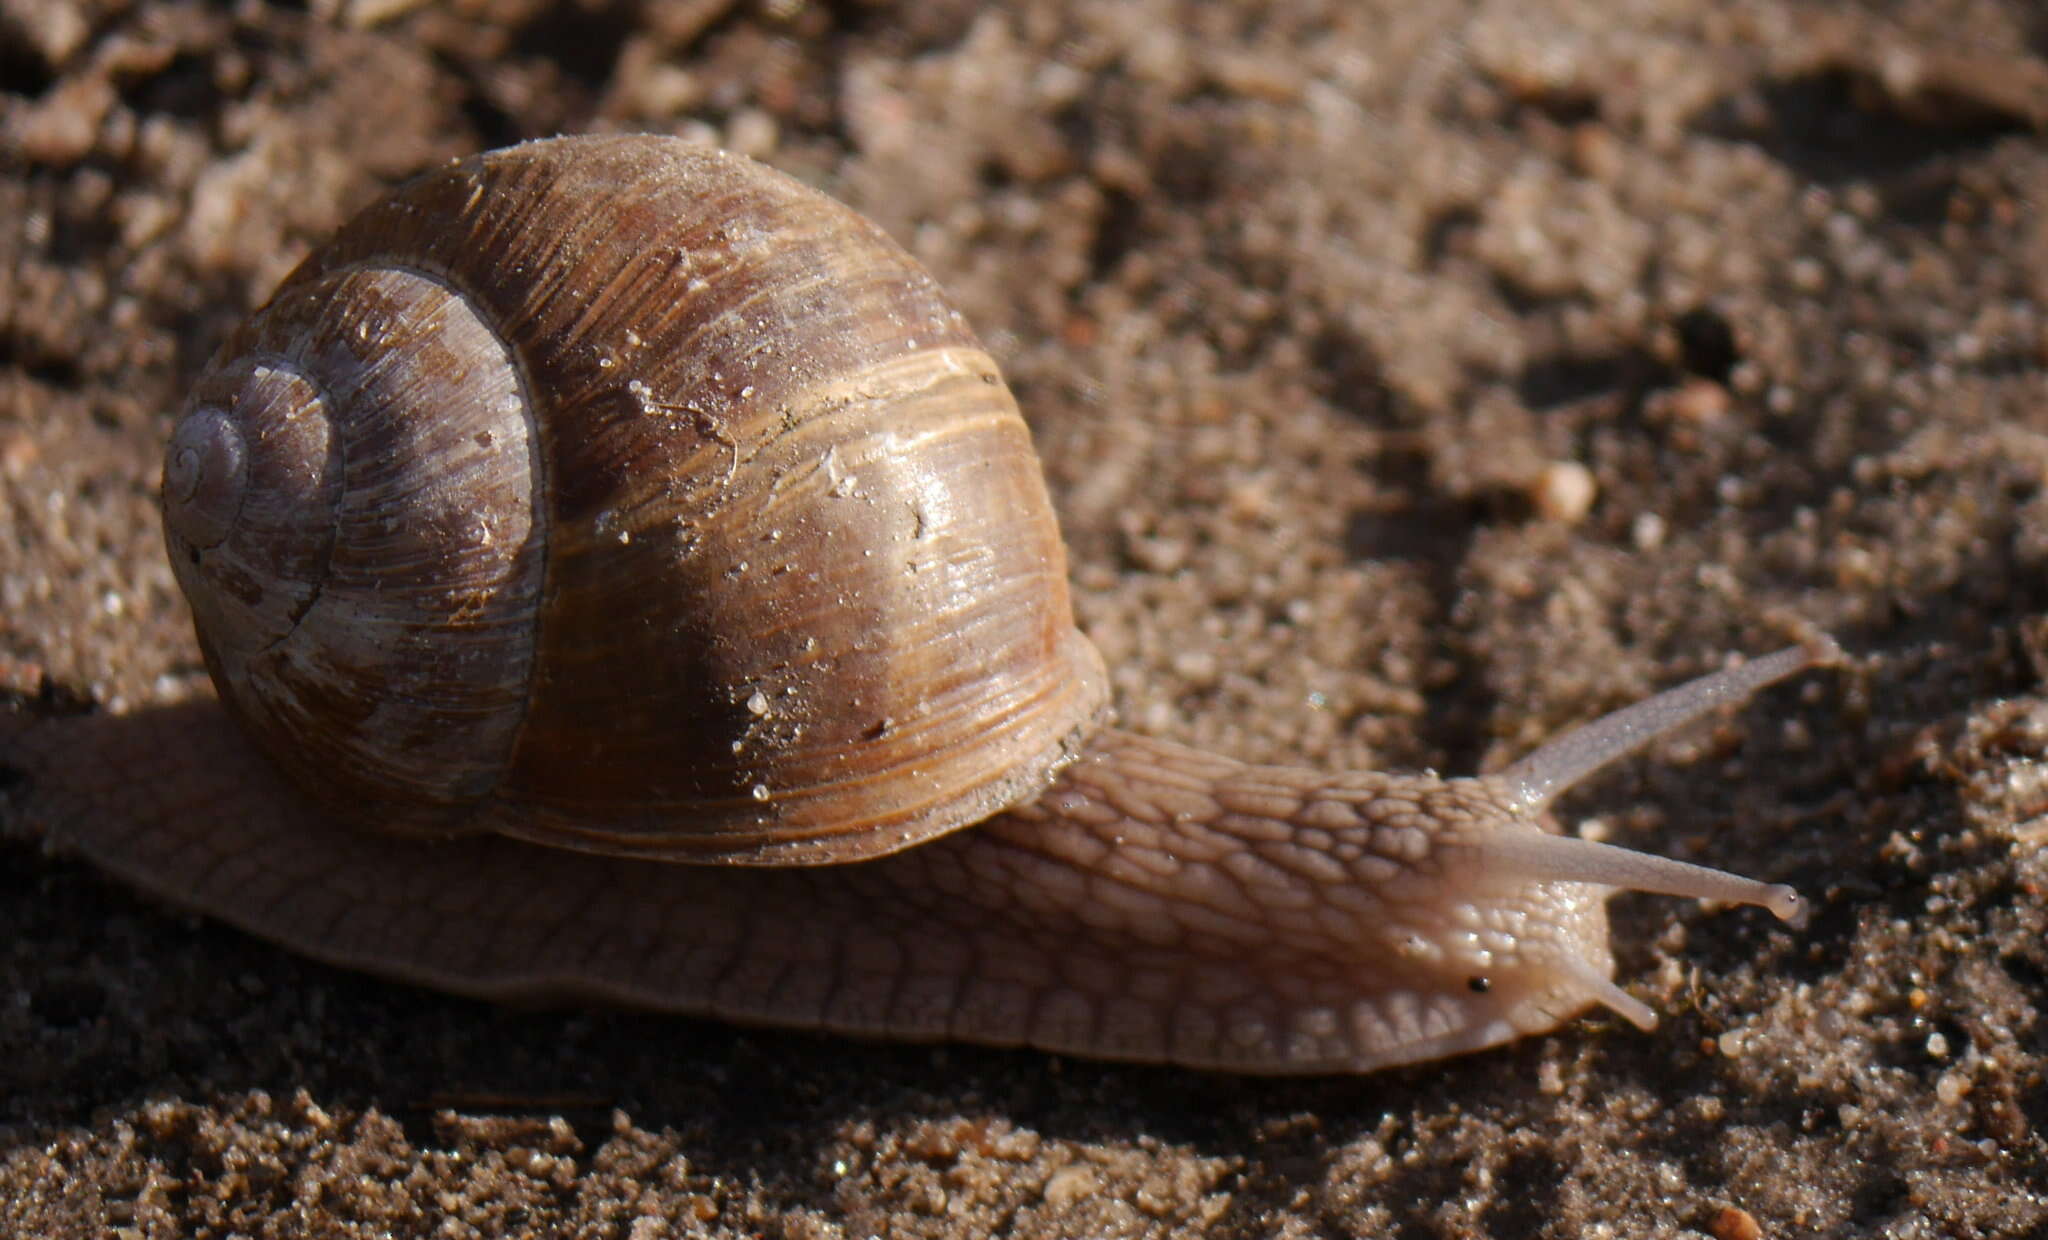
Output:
169,134,1110,864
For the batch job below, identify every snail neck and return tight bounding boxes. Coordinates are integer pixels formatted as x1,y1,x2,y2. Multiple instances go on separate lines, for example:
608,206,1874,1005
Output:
1045,727,1800,923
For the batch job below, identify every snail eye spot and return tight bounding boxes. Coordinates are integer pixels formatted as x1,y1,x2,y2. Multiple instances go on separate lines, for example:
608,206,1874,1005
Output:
1467,976,1492,994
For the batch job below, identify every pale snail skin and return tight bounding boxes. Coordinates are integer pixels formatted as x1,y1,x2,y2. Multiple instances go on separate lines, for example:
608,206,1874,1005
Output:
0,134,1834,1075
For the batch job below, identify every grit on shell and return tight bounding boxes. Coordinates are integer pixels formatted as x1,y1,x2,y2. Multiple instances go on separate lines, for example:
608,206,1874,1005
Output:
4,0,2048,1236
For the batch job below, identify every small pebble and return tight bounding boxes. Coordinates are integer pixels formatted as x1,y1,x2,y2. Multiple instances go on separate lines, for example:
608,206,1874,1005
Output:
1709,1204,1763,1240
1531,460,1596,524
1041,1165,1099,1208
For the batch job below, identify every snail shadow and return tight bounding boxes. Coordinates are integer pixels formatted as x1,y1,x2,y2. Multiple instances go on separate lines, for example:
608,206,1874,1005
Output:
2,818,1411,1225
0,831,1574,1238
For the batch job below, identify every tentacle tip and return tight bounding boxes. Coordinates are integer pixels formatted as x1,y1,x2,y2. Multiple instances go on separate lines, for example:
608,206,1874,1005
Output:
1616,997,1659,1033
1798,632,1845,669
1762,883,1808,929
1571,964,1660,1031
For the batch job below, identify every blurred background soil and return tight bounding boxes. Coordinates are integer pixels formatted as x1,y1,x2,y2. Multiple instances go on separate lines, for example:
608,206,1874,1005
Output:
6,0,2048,1235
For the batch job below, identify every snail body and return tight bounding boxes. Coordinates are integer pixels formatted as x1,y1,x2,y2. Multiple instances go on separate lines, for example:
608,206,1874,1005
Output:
3,135,1826,1074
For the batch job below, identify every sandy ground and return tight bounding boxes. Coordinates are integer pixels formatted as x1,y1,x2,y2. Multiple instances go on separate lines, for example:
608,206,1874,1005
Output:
5,0,2048,1235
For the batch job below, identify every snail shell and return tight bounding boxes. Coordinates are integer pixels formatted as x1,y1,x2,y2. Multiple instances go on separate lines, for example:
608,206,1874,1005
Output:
3,135,1829,1074
159,135,1106,864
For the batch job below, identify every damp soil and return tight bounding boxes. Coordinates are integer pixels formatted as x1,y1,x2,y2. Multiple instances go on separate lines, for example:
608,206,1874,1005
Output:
5,0,2048,1236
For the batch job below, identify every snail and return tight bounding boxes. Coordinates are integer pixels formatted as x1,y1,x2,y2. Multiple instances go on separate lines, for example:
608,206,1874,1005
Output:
0,133,1835,1075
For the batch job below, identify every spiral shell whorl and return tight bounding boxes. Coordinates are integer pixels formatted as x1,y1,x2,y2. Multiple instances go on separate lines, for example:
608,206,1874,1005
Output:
163,135,1109,861
163,405,250,550
164,263,544,830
